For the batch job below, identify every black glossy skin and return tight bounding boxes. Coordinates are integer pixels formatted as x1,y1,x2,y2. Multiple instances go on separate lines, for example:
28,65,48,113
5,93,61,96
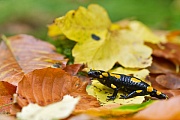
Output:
88,69,168,100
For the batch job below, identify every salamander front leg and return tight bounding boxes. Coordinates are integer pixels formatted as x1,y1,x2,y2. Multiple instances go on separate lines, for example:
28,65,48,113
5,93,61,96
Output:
107,88,119,100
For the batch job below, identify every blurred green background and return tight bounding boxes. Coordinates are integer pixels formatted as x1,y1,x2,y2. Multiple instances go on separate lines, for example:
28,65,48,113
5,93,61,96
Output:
0,0,180,40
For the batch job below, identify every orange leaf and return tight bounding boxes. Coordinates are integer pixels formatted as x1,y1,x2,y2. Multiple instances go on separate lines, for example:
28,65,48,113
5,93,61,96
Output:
0,82,16,96
0,34,67,86
133,96,180,120
17,67,100,110
0,95,13,114
0,82,16,113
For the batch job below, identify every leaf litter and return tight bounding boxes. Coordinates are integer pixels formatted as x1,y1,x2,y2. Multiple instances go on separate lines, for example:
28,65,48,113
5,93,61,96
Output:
0,3,180,120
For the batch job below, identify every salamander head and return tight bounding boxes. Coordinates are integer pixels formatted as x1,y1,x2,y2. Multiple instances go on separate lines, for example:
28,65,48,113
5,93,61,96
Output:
149,89,169,99
88,69,104,79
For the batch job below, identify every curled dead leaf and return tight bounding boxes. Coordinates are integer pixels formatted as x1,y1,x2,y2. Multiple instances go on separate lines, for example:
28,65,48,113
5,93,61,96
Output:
17,67,100,110
147,55,180,98
147,42,180,66
146,74,180,98
148,56,176,74
156,73,180,90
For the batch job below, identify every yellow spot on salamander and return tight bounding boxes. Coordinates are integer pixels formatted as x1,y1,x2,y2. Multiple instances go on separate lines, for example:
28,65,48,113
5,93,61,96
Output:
136,90,143,93
99,75,103,78
131,78,141,83
110,73,121,79
111,84,117,89
102,72,109,77
147,86,153,92
156,91,162,95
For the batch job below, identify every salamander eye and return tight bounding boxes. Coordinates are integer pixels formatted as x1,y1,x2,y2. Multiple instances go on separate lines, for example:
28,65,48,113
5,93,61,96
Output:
88,70,101,77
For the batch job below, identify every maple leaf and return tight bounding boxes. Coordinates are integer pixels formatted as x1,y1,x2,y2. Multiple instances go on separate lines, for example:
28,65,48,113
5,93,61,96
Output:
54,4,165,70
126,20,166,43
17,67,100,109
47,23,62,37
0,34,67,86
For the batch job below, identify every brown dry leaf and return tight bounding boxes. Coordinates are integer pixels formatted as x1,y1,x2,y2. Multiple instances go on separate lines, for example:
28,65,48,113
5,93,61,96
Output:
147,56,180,98
0,82,16,96
133,96,180,120
0,95,13,114
0,34,67,86
0,82,16,113
156,73,180,90
147,42,180,66
17,67,100,110
146,74,180,98
148,56,176,74
63,64,85,75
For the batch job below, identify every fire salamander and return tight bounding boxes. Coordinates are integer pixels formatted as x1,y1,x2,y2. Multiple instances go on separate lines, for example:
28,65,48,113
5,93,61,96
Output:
88,69,168,100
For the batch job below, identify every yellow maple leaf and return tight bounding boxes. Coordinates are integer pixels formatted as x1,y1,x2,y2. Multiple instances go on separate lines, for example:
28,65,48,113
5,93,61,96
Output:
55,4,160,70
127,20,166,43
55,4,111,42
47,23,62,37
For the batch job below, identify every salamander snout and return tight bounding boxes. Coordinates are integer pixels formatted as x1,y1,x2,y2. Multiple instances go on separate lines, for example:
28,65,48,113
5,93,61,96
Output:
88,69,102,78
